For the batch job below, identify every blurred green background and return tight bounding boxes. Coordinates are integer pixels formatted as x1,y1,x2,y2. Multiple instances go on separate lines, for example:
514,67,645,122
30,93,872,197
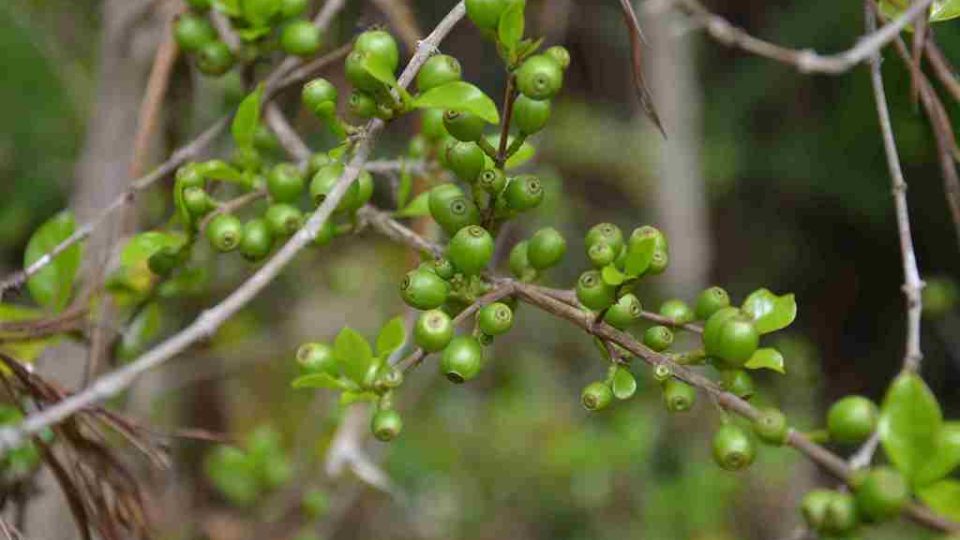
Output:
0,0,958,539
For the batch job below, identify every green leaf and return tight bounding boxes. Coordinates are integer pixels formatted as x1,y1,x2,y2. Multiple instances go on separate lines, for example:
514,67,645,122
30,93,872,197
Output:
396,168,413,208
917,480,960,521
413,82,500,124
333,327,375,384
623,235,655,276
376,316,406,357
915,422,960,486
931,0,960,21
24,211,82,311
497,0,525,54
339,390,379,406
395,192,430,218
515,37,544,62
214,0,242,16
120,231,186,269
744,348,785,374
481,135,536,169
0,303,58,365
232,85,265,151
291,372,351,390
741,288,797,334
118,302,162,361
361,52,398,87
879,373,943,482
195,159,247,185
612,367,637,400
601,264,626,286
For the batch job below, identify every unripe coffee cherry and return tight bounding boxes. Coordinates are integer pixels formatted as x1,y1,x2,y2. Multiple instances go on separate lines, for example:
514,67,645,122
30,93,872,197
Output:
280,0,308,18
631,225,668,252
421,109,448,141
544,45,571,70
176,164,205,188
643,325,674,352
374,366,404,392
827,395,878,444
414,310,454,352
313,220,336,246
296,342,338,376
576,270,616,311
604,293,642,330
513,95,551,135
585,223,625,254
310,163,359,212
186,0,212,10
197,41,234,76
265,203,304,238
719,369,755,399
662,379,695,412
206,213,243,252
752,407,788,445
711,424,756,471
658,299,695,325
516,55,563,100
232,146,262,172
504,174,544,211
509,241,534,280
803,490,859,534
347,90,378,118
400,269,450,310
465,0,507,30
371,409,403,441
587,242,616,268
477,169,506,194
440,336,484,383
182,187,212,217
527,227,566,270
302,78,338,116
445,141,485,183
239,218,274,261
702,306,739,351
267,163,305,203
432,258,456,280
646,248,669,275
448,225,494,275
417,54,462,92
478,302,514,336
174,14,216,52
443,110,485,142
855,467,908,522
281,19,321,56
581,381,613,411
355,30,400,72
307,152,332,176
704,311,759,366
429,184,480,236
652,363,673,383
695,286,731,320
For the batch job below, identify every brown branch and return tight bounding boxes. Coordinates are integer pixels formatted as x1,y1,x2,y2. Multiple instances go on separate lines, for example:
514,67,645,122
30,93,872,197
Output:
923,34,960,104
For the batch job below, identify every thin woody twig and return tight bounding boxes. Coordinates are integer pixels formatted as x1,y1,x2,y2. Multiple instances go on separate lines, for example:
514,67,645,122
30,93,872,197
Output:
923,34,960,104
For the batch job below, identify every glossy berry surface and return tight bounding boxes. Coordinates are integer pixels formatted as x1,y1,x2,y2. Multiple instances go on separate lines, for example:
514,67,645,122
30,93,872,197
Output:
267,163,305,203
827,395,878,444
643,325,674,352
440,336,484,383
527,227,566,270
477,302,514,336
347,90,378,118
604,293,642,330
695,286,731,320
443,110,485,142
446,141,485,183
264,203,304,238
719,369,755,400
302,78,338,116
587,242,616,268
414,309,454,352
711,424,756,471
477,168,506,194
509,241,533,280
197,41,234,76
429,184,480,235
513,95,551,135
544,45,571,70
516,55,563,100
207,213,243,252
371,409,403,442
855,467,908,522
239,218,274,261
662,379,695,412
585,223,624,255
174,14,216,52
296,342,337,376
704,311,759,366
417,54,462,92
354,30,400,72
281,20,321,57
465,0,506,30
752,407,788,445
581,381,613,411
400,269,450,310
345,51,383,92
447,226,494,275
575,270,616,311
659,299,695,325
504,175,544,211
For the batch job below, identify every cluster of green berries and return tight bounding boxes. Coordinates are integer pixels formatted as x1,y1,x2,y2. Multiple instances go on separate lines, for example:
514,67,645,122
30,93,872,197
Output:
174,0,322,77
801,467,910,534
204,425,293,506
344,30,403,120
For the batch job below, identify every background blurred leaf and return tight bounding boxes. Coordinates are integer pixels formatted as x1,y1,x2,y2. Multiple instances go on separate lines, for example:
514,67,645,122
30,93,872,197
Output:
24,211,81,311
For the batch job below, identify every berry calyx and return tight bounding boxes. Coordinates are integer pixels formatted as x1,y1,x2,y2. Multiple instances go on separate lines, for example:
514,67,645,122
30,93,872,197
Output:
711,424,756,471
643,325,674,352
447,225,494,276
429,184,480,236
440,336,484,383
581,381,613,411
827,395,878,444
503,174,544,212
516,55,563,100
296,342,338,376
371,409,403,441
587,242,616,268
400,269,450,310
662,379,695,412
576,270,616,311
585,223,625,254
477,302,514,336
604,293,642,330
414,310,454,352
207,213,243,252
752,407,788,445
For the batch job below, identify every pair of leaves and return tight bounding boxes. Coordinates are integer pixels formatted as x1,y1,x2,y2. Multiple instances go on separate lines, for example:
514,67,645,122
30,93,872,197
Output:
232,85,265,152
412,82,500,125
879,373,959,491
24,211,83,312
744,348,785,374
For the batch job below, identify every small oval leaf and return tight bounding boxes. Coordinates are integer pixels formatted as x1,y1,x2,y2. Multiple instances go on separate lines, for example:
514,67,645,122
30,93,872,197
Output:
292,372,349,390
413,81,500,124
601,264,626,286
612,367,637,400
741,288,797,334
376,316,406,357
24,211,83,311
744,348,785,374
879,373,943,482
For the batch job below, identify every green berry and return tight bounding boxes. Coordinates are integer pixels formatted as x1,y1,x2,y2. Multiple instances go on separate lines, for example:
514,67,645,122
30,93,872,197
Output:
281,19,321,57
429,185,481,236
719,369,755,400
421,109,448,141
417,54,461,92
374,366,404,391
662,378,695,412
702,306,740,353
711,424,756,471
477,168,506,194
347,89,378,118
576,270,616,311
443,110,485,142
182,186,212,217
527,227,566,270
264,203,304,238
432,258,456,280
280,0,309,18
504,174,544,211
176,164,205,188
345,50,383,92
659,299,695,325
544,45,571,70
643,325,674,352
585,223,624,254
371,409,403,441
465,0,506,30
516,55,563,100
604,294,642,330
267,163,305,203
855,467,909,522
307,153,332,176
445,141,485,183
186,0,212,10
646,248,669,275
827,396,878,444
414,309,454,352
313,220,336,246
296,342,338,376
174,14,216,52
302,78,338,116
652,364,673,383
703,311,759,366
513,95,551,135
355,30,400,72
586,242,616,268
206,213,243,252
232,146,262,172
478,302,514,335
803,490,859,534
197,41,234,76
509,240,534,280
440,336,484,383
239,218,274,261
581,381,613,411
695,286,731,320
802,489,835,532
447,225,494,275
310,163,360,212
752,407,788,445
400,269,450,310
